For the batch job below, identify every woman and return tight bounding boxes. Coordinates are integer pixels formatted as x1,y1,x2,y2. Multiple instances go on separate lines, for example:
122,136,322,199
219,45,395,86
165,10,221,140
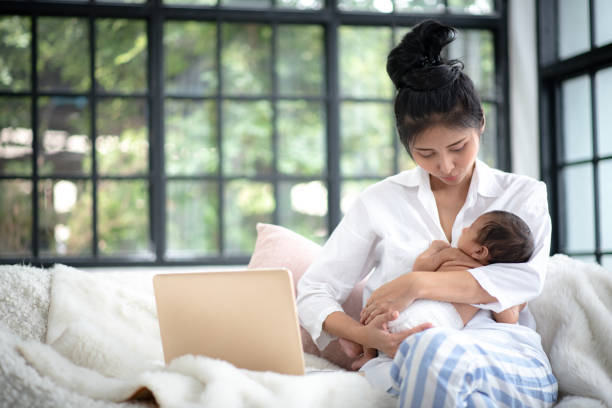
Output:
297,19,557,407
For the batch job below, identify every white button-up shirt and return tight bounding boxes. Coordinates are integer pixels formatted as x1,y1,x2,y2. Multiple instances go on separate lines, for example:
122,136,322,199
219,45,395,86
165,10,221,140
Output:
297,159,551,350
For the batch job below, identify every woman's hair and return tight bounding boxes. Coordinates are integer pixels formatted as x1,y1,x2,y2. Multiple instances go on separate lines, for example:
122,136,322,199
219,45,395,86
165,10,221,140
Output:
386,19,484,155
476,211,535,264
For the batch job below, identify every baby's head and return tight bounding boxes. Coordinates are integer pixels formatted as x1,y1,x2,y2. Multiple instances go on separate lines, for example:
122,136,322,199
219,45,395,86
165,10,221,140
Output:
457,210,534,264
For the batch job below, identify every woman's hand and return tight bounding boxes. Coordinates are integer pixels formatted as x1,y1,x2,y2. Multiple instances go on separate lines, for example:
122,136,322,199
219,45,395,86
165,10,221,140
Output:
360,310,432,357
360,273,420,325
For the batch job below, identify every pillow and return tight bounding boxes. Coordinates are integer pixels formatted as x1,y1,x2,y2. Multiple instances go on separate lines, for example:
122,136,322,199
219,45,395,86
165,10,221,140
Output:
247,223,367,371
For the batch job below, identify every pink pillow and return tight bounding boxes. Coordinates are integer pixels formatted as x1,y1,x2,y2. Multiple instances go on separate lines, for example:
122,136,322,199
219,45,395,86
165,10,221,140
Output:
247,223,366,371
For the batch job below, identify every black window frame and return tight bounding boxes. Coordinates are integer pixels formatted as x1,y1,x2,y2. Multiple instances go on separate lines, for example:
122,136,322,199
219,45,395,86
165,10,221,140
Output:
0,0,510,267
538,0,612,262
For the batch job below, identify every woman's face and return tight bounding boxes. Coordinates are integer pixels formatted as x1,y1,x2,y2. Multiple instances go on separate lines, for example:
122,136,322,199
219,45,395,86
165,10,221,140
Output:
409,125,481,188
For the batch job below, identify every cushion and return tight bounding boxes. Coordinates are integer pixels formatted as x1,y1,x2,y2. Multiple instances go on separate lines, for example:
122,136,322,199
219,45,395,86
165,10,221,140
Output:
247,223,367,371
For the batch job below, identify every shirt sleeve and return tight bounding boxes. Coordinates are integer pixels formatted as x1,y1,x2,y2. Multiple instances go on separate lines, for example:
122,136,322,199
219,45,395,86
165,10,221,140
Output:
468,181,552,313
296,197,379,350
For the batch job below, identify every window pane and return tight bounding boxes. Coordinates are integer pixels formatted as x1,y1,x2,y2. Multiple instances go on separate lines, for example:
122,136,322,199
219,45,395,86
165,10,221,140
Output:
338,0,393,13
595,0,612,47
558,0,590,59
277,25,324,96
96,97,148,175
0,96,32,175
38,96,91,176
447,0,494,14
480,103,497,167
0,179,31,256
562,164,595,252
601,255,612,271
341,179,378,215
398,145,415,172
595,66,612,157
341,102,394,175
166,180,219,257
571,254,597,264
164,21,217,96
96,19,147,93
395,0,444,13
277,0,322,9
562,75,592,162
165,99,218,175
0,16,31,92
278,180,327,244
221,0,270,7
98,180,151,256
598,159,612,250
340,26,393,98
449,29,494,98
222,100,272,176
224,180,274,255
164,0,216,4
38,179,92,257
38,17,89,92
222,24,271,96
277,100,325,176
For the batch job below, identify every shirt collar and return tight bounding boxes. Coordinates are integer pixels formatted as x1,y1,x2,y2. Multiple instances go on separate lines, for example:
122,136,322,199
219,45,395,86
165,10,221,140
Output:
388,159,502,198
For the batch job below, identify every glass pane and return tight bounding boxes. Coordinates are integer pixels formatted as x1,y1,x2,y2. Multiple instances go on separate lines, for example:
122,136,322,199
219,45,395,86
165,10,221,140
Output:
562,164,595,252
449,29,494,98
278,180,327,244
221,0,270,7
96,97,148,175
341,102,394,175
277,100,325,176
562,75,592,162
222,100,272,176
38,179,92,257
571,254,597,264
598,159,612,250
338,0,393,13
558,0,590,59
479,103,497,167
395,0,444,13
96,19,147,93
98,180,151,256
341,179,378,215
221,23,271,96
164,0,216,4
277,0,322,9
595,66,612,157
595,0,612,46
165,21,217,96
38,17,89,92
0,16,31,91
277,25,324,96
601,255,612,271
165,99,218,175
0,180,31,256
0,96,32,175
398,145,415,172
224,180,274,255
447,0,494,14
166,180,219,257
340,26,393,98
38,96,91,176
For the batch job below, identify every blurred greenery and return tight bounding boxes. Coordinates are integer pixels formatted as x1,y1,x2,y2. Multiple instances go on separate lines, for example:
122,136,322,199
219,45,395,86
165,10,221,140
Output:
278,180,327,243
0,16,30,92
0,96,32,175
277,25,324,96
0,180,32,255
222,0,270,7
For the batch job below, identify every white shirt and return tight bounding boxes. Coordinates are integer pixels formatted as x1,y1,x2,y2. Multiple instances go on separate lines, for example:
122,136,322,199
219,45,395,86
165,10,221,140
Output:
296,159,552,350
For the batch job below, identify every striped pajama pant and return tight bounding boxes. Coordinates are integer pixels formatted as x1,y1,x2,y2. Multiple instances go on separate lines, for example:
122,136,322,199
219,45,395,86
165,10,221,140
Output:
389,327,558,408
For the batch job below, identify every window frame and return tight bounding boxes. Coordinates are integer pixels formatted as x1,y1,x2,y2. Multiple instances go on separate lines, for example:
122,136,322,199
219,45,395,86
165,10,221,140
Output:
0,0,510,267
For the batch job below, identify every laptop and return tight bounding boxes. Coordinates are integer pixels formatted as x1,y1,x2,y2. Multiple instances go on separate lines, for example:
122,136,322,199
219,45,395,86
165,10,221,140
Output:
152,268,305,375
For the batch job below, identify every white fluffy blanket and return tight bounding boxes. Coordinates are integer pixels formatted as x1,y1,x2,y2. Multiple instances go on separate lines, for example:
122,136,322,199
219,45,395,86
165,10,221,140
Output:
17,265,395,408
531,254,612,406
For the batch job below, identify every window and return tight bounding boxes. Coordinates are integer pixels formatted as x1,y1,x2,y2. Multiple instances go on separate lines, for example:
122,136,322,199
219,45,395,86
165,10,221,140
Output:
538,0,612,268
0,0,506,266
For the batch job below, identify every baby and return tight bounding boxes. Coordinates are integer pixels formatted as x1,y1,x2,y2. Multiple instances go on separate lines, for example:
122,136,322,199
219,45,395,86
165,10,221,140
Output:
388,209,535,332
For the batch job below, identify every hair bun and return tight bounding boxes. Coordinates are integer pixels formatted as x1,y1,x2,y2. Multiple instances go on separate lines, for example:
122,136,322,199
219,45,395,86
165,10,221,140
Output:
387,19,463,91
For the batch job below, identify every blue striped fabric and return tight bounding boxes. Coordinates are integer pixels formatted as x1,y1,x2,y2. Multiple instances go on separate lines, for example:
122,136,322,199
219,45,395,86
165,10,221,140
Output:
390,327,558,408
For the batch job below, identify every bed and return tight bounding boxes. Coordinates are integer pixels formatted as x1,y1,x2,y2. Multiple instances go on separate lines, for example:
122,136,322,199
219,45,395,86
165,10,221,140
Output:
1,223,611,407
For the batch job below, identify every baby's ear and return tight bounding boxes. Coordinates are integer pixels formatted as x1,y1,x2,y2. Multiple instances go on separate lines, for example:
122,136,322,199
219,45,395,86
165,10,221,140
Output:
471,245,489,262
